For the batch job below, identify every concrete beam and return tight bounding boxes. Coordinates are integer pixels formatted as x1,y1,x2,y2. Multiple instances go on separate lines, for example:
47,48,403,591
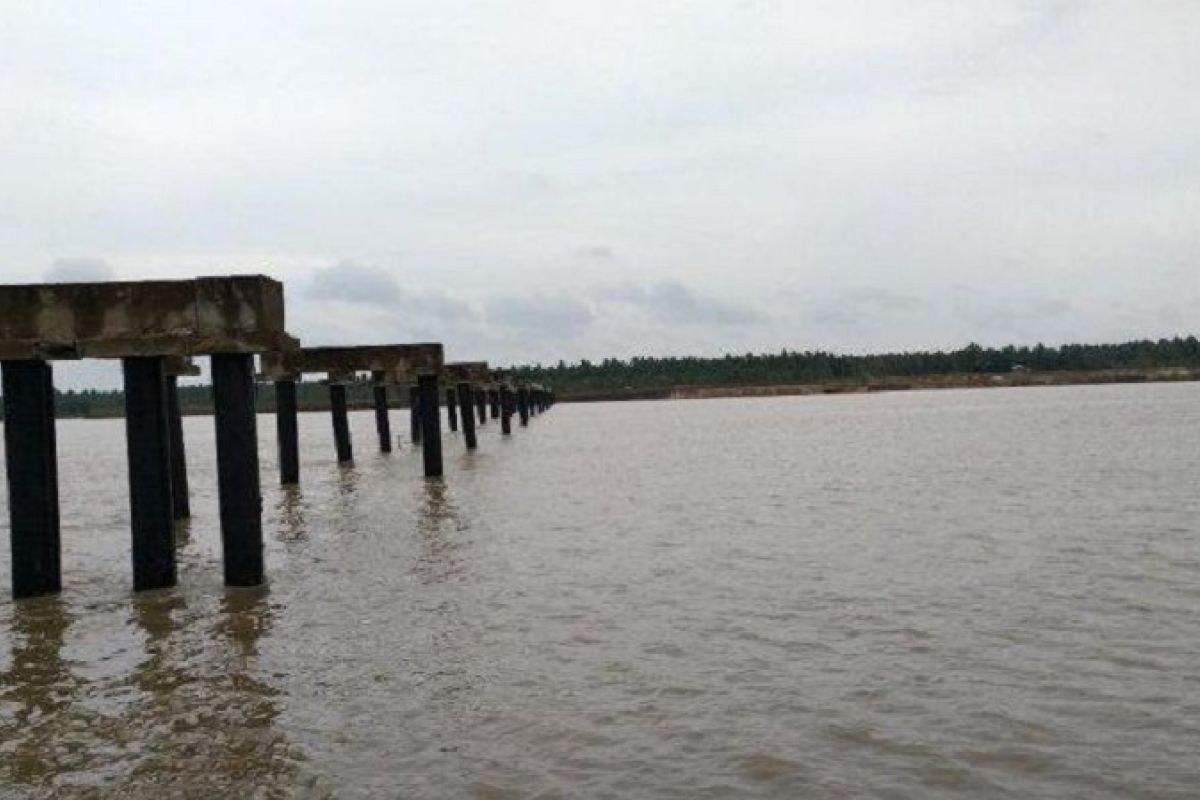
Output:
443,361,490,383
0,276,288,360
259,343,443,384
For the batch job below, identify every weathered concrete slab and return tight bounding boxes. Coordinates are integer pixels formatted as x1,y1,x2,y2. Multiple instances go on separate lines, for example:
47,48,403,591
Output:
260,344,444,384
0,276,288,360
443,361,490,382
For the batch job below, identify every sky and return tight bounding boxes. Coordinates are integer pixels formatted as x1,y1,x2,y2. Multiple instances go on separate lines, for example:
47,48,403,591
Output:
1,1,1197,388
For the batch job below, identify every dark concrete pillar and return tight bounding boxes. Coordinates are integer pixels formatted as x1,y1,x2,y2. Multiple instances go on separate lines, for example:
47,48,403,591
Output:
372,373,392,453
500,385,513,436
329,383,353,463
518,386,530,427
122,356,176,592
488,388,500,419
212,353,264,587
407,385,422,445
275,379,300,485
2,359,61,599
165,376,190,520
475,388,487,426
418,374,443,477
446,387,459,432
457,382,477,449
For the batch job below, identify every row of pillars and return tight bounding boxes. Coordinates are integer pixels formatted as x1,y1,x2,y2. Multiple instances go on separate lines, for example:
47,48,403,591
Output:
2,355,263,600
270,377,555,486
3,358,554,600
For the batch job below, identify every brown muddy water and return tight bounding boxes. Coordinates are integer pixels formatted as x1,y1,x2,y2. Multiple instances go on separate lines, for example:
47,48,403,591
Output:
1,383,1199,798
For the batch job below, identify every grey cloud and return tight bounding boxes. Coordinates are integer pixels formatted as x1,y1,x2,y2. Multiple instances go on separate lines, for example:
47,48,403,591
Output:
950,290,1077,341
596,281,766,326
810,287,925,327
485,294,595,338
308,261,402,305
576,245,615,260
306,261,476,321
45,257,115,283
410,292,476,322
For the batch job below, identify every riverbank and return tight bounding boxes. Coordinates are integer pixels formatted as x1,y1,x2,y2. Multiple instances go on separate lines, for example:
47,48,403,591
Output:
28,366,1200,419
561,367,1200,403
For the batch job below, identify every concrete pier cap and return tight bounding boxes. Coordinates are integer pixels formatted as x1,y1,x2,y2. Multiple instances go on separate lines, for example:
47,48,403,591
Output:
259,343,445,385
0,275,289,359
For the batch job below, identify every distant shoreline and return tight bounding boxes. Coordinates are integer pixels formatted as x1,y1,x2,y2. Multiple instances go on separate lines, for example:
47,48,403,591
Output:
41,367,1200,420
563,368,1200,402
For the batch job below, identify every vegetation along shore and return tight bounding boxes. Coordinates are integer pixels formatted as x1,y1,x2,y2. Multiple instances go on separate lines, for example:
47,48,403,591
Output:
10,337,1199,419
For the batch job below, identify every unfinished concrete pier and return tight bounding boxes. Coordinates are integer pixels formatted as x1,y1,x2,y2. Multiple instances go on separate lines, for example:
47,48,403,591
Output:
443,362,490,451
0,276,289,598
259,343,445,477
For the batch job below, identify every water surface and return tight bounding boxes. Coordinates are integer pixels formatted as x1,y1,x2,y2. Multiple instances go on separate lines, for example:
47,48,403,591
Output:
2,383,1199,798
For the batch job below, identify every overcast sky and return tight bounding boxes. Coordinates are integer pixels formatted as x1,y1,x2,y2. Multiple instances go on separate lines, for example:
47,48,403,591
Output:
2,2,1197,388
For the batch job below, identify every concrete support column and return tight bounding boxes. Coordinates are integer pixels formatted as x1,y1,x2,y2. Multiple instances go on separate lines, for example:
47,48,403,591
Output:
165,375,191,520
330,383,353,463
212,353,264,587
518,386,530,427
275,379,300,485
2,359,61,599
457,382,478,449
372,373,392,453
500,385,513,436
446,387,459,432
122,356,176,592
418,374,443,477
475,388,487,426
406,385,420,445
488,388,500,419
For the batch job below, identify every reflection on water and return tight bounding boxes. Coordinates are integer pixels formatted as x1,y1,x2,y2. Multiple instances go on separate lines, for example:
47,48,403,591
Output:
0,597,77,786
0,586,311,797
1,385,1200,798
274,485,307,543
173,517,193,549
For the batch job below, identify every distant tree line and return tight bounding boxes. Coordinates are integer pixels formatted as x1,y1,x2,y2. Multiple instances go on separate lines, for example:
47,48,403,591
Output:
6,379,388,419
1,337,1197,417
512,337,1200,396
